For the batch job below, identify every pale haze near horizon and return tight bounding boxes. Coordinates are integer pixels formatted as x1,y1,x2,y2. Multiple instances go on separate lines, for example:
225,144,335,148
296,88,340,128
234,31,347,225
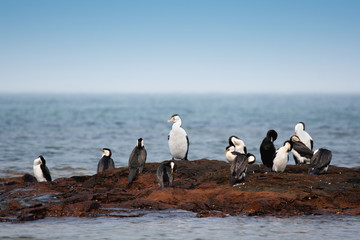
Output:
0,0,359,94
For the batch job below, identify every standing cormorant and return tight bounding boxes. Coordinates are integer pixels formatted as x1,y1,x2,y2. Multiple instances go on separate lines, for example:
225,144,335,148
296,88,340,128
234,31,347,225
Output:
309,148,332,175
33,155,52,182
225,146,255,185
128,138,147,187
97,148,115,173
290,135,313,164
260,129,278,169
168,114,189,160
156,161,176,188
272,141,292,173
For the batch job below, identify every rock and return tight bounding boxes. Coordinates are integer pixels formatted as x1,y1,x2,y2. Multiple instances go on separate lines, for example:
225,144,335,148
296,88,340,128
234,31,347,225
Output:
0,159,359,222
23,173,37,183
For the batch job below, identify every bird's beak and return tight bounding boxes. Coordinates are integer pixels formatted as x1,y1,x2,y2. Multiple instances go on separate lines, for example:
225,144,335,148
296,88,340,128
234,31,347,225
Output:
171,168,174,174
168,119,172,122
100,150,104,153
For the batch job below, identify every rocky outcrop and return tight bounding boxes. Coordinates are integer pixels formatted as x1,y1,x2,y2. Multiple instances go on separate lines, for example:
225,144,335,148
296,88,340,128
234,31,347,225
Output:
1,159,359,222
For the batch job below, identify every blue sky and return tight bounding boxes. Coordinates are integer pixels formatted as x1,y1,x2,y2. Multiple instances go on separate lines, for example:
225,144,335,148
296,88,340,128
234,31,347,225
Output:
0,0,359,93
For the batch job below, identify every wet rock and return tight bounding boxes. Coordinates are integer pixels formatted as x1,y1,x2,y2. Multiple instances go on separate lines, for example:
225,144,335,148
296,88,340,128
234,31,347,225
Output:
23,174,37,183
196,210,227,218
6,201,22,211
0,159,359,222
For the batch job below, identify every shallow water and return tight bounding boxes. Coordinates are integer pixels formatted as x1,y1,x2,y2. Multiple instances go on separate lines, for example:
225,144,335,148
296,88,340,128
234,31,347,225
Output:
0,210,359,240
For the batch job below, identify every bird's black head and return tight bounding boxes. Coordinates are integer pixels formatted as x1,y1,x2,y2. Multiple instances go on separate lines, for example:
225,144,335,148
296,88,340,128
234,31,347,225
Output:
267,130,278,142
283,140,293,151
137,138,144,148
299,121,306,130
290,135,300,143
39,155,46,165
228,135,239,146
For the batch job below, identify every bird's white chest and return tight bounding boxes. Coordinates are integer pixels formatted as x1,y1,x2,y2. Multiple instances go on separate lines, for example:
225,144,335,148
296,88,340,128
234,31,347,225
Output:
272,148,288,172
33,165,46,182
225,152,236,163
168,127,188,158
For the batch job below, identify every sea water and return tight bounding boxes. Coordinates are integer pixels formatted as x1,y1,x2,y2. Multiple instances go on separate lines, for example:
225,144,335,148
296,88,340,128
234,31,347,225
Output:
0,93,359,238
0,211,359,239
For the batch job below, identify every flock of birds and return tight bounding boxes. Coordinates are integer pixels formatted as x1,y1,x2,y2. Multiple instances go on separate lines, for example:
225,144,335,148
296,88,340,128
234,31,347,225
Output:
32,114,332,187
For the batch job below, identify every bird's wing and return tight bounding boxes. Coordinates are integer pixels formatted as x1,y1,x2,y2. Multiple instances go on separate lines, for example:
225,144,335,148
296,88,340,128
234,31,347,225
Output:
293,142,313,158
311,149,332,169
230,153,247,175
40,164,52,182
184,135,190,160
234,155,248,177
109,158,115,168
139,148,147,165
128,168,137,183
129,148,140,169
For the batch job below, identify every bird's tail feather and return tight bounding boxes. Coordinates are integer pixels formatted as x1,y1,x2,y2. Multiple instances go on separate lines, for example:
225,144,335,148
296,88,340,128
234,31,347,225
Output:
230,176,238,186
128,168,138,183
309,168,320,175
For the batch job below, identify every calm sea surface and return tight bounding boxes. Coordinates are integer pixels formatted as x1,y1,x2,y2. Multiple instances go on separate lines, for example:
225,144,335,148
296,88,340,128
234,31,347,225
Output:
0,93,359,238
0,210,359,240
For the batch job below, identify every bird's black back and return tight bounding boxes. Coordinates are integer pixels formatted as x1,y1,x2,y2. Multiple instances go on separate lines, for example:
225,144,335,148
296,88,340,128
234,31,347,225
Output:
293,141,313,159
97,156,115,173
230,153,248,177
128,146,147,184
40,163,52,182
310,148,332,170
260,137,276,168
129,147,147,169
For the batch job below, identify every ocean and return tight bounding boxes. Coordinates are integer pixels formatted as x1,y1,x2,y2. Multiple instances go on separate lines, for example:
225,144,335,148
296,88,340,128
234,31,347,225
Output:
0,93,359,239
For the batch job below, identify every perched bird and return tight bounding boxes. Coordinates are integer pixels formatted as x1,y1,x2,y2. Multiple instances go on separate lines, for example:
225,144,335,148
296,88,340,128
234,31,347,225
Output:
156,161,176,188
33,155,52,182
290,135,313,164
228,136,247,154
260,129,278,169
309,148,332,175
225,146,255,185
272,141,292,173
295,122,313,151
168,114,189,160
97,148,115,173
128,138,147,186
